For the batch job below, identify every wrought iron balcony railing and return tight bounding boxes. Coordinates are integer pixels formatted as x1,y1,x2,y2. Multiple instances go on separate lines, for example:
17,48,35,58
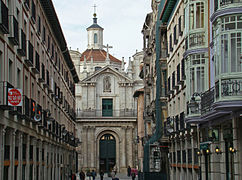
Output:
201,87,215,115
220,79,242,97
76,109,137,118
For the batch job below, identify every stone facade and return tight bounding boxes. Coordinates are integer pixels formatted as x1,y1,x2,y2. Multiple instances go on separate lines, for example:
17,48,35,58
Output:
0,0,78,180
71,13,143,173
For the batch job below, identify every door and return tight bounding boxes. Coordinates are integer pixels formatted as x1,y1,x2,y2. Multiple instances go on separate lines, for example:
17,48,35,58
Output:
102,99,113,117
99,134,116,173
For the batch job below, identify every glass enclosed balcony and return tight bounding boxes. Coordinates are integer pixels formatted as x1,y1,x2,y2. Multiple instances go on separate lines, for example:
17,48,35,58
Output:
214,0,242,12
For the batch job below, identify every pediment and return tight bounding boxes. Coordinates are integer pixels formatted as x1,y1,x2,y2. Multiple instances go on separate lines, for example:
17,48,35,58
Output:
81,66,133,83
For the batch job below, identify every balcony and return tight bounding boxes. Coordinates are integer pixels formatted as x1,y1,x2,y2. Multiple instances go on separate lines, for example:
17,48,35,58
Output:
201,87,215,115
76,109,137,118
32,51,40,74
220,0,242,7
22,95,30,121
0,81,14,110
0,0,9,34
8,15,19,45
24,41,34,67
38,64,45,83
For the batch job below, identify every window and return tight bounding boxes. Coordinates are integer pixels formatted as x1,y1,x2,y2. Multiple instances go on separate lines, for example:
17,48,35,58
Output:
9,59,13,84
95,66,101,71
169,34,173,52
17,68,21,88
174,25,177,44
31,0,36,22
189,2,204,30
172,72,175,89
94,33,97,43
217,16,242,74
42,26,46,43
177,64,180,83
189,54,206,95
178,16,182,35
177,150,181,163
102,99,113,117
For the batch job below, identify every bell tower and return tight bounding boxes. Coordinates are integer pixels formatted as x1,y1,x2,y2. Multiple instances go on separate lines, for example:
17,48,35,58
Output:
87,5,104,49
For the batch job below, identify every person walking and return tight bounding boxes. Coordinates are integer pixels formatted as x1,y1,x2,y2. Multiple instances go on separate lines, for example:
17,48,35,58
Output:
91,170,96,180
72,173,76,180
113,165,117,175
100,170,104,180
127,166,131,177
111,170,115,180
131,172,136,180
79,169,86,180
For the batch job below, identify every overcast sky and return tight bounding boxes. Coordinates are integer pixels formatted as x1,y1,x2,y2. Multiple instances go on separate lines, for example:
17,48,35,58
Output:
52,0,151,62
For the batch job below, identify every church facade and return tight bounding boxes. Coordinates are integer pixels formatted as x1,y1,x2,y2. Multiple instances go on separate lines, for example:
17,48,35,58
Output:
70,13,143,173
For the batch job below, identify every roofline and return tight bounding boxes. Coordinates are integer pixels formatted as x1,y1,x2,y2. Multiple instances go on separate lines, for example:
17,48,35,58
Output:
39,0,79,83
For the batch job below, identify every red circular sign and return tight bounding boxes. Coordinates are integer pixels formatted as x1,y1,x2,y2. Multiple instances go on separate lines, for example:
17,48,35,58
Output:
8,89,22,106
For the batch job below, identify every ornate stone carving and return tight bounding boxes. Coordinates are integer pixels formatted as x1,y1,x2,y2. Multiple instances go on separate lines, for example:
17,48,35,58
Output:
103,76,111,92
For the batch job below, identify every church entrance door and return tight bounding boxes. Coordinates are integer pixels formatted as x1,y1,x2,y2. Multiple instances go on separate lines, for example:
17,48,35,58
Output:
99,134,116,173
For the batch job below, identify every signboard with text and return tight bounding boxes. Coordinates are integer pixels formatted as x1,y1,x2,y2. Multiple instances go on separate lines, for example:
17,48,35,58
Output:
8,88,22,106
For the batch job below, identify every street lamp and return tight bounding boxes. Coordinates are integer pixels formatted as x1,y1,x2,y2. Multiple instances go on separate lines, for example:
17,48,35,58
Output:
215,146,222,154
187,93,201,114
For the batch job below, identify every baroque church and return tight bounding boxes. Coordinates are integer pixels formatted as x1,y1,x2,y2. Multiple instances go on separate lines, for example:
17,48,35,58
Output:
70,12,144,173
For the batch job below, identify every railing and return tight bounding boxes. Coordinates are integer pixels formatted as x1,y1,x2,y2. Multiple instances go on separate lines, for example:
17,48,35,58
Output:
76,109,137,117
201,87,215,115
189,32,205,48
0,81,14,109
220,0,242,6
221,79,242,97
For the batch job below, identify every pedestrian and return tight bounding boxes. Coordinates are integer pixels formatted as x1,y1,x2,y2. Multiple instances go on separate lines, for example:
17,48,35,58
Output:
127,166,131,177
131,172,136,180
111,170,115,180
91,170,96,180
100,170,104,180
113,165,117,175
72,173,76,180
79,169,86,180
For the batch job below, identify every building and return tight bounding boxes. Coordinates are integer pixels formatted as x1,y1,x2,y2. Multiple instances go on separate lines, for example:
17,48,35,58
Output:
187,1,242,180
0,0,79,179
140,1,169,179
158,0,205,179
71,12,143,173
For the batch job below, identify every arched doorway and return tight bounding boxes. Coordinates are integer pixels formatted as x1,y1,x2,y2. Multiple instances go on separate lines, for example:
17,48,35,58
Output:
99,134,116,173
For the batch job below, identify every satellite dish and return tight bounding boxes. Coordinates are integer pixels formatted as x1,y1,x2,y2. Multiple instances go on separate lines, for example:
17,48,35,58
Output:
34,114,41,122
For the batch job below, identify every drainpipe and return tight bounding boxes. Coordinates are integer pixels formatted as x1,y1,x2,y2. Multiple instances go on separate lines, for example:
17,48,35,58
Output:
143,2,163,173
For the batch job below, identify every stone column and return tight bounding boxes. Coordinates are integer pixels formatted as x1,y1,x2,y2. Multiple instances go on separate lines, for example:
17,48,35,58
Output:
120,127,126,172
233,115,239,180
82,126,88,169
91,127,96,168
126,126,133,167
26,135,30,180
18,132,23,180
0,126,6,180
10,129,16,180
33,138,37,180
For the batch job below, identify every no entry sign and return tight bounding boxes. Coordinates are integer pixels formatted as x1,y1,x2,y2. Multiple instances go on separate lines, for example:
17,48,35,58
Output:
8,88,22,106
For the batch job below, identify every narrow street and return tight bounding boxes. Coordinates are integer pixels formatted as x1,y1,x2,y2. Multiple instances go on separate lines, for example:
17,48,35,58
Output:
81,173,133,180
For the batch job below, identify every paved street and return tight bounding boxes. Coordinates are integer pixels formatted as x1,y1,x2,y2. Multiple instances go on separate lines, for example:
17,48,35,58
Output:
79,173,133,180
